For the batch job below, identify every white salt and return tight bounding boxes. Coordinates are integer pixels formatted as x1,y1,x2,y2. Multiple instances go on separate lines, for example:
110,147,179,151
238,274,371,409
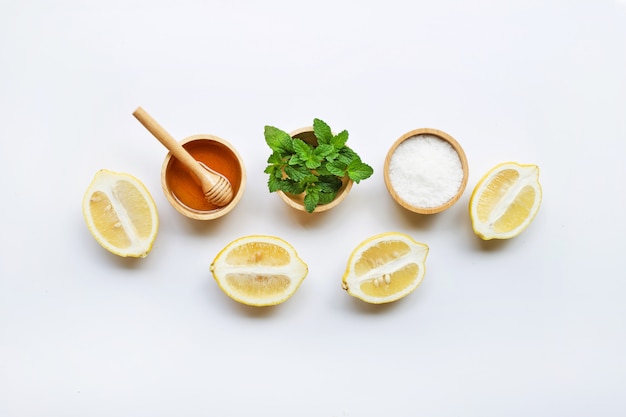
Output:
388,134,463,208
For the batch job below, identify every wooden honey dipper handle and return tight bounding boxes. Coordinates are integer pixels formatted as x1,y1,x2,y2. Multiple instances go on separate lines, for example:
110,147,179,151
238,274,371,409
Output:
132,107,211,183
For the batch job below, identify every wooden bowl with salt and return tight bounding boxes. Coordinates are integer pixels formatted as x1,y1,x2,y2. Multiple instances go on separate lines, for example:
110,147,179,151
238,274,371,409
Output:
383,128,468,214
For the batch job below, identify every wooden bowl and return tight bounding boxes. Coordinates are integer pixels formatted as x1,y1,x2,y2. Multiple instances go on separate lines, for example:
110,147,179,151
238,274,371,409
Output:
276,127,354,213
161,134,246,220
383,128,468,214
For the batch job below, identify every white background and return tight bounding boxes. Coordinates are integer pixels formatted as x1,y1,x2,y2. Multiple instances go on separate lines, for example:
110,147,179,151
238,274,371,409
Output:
1,1,625,416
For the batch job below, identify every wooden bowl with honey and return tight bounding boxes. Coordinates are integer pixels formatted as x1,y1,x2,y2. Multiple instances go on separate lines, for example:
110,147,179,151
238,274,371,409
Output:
161,134,246,220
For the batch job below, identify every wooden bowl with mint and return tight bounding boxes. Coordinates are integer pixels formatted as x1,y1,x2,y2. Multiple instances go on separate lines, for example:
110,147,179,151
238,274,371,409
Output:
263,118,373,213
384,128,468,214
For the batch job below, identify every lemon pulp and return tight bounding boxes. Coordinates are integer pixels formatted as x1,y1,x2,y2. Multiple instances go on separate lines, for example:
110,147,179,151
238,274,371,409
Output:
211,235,308,306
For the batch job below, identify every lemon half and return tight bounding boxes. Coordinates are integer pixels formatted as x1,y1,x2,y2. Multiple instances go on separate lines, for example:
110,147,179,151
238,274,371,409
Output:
342,232,429,304
210,235,308,306
469,162,542,240
82,169,159,258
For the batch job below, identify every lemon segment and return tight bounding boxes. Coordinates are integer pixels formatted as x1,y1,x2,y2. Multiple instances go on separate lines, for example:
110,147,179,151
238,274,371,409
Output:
82,169,159,258
225,241,291,266
210,235,308,306
342,232,429,304
225,274,291,298
469,162,542,240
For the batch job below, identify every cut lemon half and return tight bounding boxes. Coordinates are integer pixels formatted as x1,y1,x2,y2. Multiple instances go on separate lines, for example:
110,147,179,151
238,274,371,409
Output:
210,235,308,306
342,232,429,304
82,169,159,258
469,162,542,240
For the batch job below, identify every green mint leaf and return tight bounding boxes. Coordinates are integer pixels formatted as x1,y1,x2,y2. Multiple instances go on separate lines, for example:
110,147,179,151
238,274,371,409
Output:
292,183,307,194
266,151,284,165
280,179,306,195
284,165,312,182
318,190,337,205
337,146,358,165
347,160,374,183
324,148,340,162
288,154,302,165
293,138,323,169
303,185,320,213
331,130,349,149
314,163,332,176
304,155,322,169
267,174,282,192
326,160,347,177
313,118,333,145
293,138,313,160
264,126,293,154
302,174,319,184
318,175,342,193
264,164,275,175
314,144,335,159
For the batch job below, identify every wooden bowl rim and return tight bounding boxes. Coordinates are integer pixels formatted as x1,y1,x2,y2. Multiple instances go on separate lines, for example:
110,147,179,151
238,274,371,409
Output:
383,128,469,214
161,134,247,220
276,126,354,213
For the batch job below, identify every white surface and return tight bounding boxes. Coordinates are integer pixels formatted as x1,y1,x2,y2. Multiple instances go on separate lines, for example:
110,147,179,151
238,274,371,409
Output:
1,1,625,416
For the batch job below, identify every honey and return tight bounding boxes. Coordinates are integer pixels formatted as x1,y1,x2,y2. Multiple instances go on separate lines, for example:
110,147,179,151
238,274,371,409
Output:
164,139,243,213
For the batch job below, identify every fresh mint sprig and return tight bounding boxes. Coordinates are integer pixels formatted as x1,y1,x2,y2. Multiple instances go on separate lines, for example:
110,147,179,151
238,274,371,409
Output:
264,118,374,213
